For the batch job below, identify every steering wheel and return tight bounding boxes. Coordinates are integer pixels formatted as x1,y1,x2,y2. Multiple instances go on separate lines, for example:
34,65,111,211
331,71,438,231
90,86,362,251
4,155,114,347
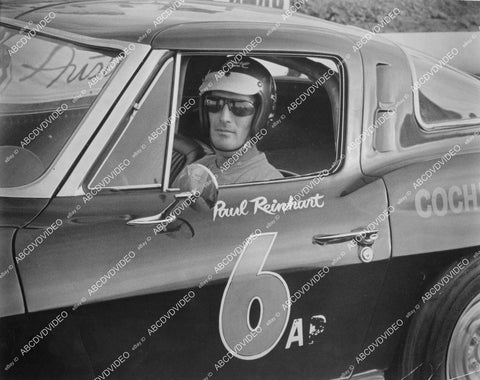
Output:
170,134,209,184
0,146,45,187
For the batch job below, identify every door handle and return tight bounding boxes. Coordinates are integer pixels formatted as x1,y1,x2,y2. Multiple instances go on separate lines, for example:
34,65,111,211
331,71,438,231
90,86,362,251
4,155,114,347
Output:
126,192,196,226
312,228,378,246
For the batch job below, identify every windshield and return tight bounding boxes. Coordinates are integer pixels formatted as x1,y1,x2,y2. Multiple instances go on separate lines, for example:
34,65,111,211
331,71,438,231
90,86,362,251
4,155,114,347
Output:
0,24,121,187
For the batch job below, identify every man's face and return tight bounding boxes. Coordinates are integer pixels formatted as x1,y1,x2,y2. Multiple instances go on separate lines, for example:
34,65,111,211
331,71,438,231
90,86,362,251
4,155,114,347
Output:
207,90,256,151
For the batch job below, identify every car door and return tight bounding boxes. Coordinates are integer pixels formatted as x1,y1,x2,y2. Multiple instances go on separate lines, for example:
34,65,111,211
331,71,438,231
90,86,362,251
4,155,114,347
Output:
13,48,391,380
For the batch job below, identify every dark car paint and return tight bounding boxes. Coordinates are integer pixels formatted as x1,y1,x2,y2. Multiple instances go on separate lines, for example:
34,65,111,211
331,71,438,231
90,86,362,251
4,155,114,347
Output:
0,198,49,227
2,250,475,379
2,264,388,380
8,0,368,44
14,172,390,377
0,228,24,317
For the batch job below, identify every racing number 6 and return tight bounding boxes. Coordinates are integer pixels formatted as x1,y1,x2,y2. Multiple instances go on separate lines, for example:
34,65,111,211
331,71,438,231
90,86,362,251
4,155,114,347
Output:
219,232,291,360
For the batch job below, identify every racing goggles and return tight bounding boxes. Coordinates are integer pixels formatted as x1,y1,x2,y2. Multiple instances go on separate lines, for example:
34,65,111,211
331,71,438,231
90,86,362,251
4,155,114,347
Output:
204,96,256,117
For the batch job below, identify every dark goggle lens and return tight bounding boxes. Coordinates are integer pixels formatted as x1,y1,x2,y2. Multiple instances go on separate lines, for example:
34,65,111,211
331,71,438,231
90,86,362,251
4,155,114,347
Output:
204,97,255,117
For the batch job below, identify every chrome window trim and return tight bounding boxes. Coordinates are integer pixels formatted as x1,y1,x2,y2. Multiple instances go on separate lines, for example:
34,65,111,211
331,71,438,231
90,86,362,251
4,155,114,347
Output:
165,51,346,191
329,369,384,380
86,57,174,191
401,44,480,132
162,52,182,190
0,17,151,198
58,50,171,196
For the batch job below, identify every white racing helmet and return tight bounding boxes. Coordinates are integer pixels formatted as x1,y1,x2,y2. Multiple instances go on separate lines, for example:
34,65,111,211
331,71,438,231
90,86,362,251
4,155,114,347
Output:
198,57,277,138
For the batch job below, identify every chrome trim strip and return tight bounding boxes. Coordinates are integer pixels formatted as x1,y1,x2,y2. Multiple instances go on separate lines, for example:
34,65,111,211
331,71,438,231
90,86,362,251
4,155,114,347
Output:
163,52,182,189
100,184,163,191
0,17,151,198
58,51,169,196
330,369,384,380
332,54,346,172
350,369,384,380
86,57,174,191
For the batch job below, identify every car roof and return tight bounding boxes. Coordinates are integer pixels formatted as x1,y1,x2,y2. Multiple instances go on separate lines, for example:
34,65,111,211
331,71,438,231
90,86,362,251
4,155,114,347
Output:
1,0,368,44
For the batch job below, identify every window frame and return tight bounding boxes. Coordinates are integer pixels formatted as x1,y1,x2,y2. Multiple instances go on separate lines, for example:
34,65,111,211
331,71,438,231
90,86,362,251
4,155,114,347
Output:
86,56,176,191
166,51,346,191
405,49,480,132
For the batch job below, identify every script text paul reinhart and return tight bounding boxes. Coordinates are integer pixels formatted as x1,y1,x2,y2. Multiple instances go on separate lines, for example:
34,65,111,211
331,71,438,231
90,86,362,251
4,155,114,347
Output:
213,193,325,221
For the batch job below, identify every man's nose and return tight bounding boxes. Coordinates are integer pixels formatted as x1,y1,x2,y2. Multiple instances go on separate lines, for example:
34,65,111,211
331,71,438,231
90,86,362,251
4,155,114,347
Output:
219,103,233,123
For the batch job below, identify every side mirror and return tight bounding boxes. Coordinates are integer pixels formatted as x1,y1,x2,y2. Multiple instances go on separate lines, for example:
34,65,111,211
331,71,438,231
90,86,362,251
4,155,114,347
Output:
173,163,219,211
127,164,218,228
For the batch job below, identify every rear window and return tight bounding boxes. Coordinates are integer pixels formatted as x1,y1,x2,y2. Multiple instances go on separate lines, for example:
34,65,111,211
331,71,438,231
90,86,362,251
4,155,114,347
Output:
411,51,480,129
0,25,121,187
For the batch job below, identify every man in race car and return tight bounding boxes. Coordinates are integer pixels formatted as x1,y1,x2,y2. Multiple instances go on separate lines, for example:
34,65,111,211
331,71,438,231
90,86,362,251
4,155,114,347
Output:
177,57,282,186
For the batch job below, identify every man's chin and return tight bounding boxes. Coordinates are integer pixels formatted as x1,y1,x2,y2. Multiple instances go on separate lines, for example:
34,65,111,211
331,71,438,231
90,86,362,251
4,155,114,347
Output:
211,138,238,152
214,144,236,152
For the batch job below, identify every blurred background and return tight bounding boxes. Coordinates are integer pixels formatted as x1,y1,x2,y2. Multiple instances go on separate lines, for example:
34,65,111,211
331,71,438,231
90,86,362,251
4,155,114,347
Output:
223,0,480,74
299,0,480,32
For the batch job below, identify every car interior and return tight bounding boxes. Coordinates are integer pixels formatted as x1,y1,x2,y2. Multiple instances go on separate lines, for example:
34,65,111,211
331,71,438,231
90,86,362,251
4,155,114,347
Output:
171,55,341,185
0,103,91,187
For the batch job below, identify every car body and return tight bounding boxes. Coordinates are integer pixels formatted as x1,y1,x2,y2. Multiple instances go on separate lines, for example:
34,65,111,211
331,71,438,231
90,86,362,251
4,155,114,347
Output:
0,1,480,379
